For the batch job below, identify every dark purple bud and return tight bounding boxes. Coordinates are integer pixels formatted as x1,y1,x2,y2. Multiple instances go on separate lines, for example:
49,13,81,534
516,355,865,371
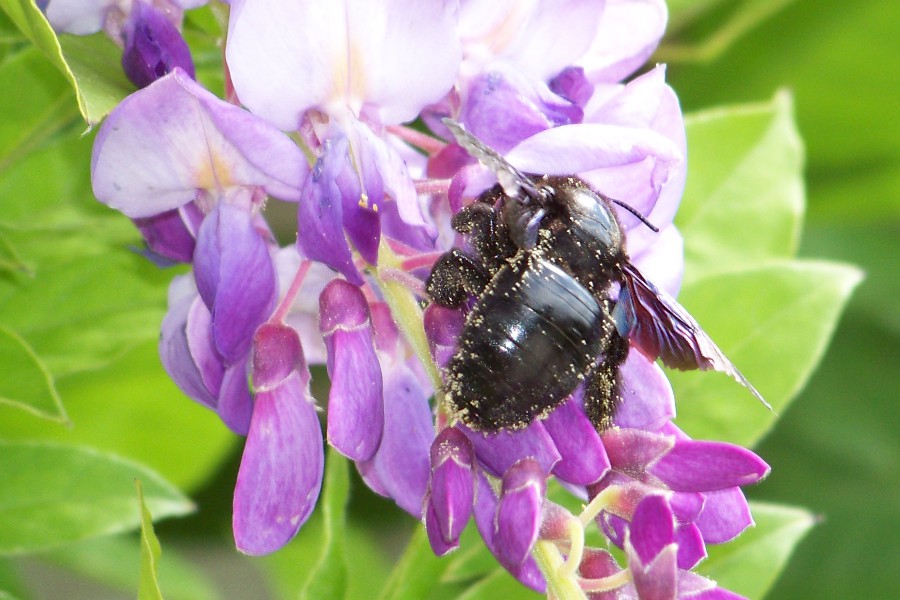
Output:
298,137,364,286
133,205,198,264
427,427,475,545
233,370,324,555
495,458,546,569
319,280,383,461
473,472,546,593
549,66,594,108
543,397,610,485
424,500,458,556
423,304,464,368
462,420,561,477
649,440,771,492
194,203,278,363
695,488,754,544
121,1,195,89
252,323,304,392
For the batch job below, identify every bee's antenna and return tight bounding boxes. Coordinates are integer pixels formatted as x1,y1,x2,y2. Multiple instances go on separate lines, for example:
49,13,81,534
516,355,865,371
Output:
608,197,660,233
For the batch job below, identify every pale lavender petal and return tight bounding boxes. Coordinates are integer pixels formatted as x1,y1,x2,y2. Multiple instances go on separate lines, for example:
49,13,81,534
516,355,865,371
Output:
459,0,604,81
495,458,546,568
543,398,610,485
233,371,324,555
695,488,754,544
274,249,332,365
194,203,277,363
675,522,706,570
462,420,561,477
226,0,460,129
121,0,195,88
358,362,433,516
615,349,675,431
319,280,384,461
677,571,747,600
43,0,118,35
626,225,684,298
159,275,216,408
92,69,306,219
218,362,253,435
473,472,546,592
579,0,668,83
428,427,475,543
650,441,770,492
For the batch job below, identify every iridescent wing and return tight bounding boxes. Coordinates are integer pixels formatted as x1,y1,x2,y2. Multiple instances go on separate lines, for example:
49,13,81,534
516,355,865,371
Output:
441,118,542,202
617,262,770,409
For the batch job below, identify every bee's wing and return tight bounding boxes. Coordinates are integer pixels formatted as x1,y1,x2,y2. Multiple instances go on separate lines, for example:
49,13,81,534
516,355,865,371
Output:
442,118,541,201
618,262,770,409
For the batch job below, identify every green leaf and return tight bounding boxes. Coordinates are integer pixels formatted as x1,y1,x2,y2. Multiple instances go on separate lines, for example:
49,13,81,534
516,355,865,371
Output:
0,442,193,555
698,501,816,600
668,261,863,447
457,568,540,600
0,0,132,123
0,325,66,422
299,448,350,600
378,527,453,600
44,535,221,600
137,480,165,600
679,93,804,282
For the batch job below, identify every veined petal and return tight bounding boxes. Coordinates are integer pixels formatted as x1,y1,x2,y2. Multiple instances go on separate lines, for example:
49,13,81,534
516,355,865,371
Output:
226,0,460,129
543,397,610,486
233,371,324,555
615,349,675,431
462,420,561,477
459,0,605,81
218,362,253,435
650,441,771,492
579,0,668,83
194,203,277,363
92,69,306,219
694,488,754,544
495,458,546,568
428,427,475,544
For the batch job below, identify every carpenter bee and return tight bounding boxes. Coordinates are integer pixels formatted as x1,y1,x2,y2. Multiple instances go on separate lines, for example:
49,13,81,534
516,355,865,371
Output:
426,119,766,432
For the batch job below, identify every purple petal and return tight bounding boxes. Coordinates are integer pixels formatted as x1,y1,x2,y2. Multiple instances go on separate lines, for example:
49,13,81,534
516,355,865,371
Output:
92,69,306,219
252,323,304,392
233,371,324,555
428,427,475,544
194,203,277,363
495,458,546,568
675,522,707,570
357,361,433,516
602,428,674,475
676,571,747,600
319,280,384,461
462,420,561,477
543,398,610,485
550,66,594,108
226,0,461,129
580,0,668,83
695,488,754,544
579,548,622,600
423,304,465,368
121,1,195,88
425,500,459,556
615,349,675,431
472,472,546,593
43,0,120,35
218,362,253,435
159,275,217,408
297,137,364,286
629,495,675,565
650,441,770,492
669,492,704,523
133,205,197,264
185,295,223,398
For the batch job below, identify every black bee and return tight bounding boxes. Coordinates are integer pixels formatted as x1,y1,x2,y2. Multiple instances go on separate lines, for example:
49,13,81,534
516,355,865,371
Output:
426,119,766,432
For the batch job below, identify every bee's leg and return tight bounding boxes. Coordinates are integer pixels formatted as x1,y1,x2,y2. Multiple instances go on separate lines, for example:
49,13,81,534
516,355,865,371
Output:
452,202,516,271
584,331,630,431
426,249,491,308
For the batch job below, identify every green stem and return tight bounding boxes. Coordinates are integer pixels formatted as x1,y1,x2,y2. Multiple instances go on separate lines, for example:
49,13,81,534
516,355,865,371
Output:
533,540,587,600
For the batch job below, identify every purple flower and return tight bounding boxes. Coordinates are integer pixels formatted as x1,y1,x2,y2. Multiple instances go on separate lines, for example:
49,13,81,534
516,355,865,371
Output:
121,0,195,88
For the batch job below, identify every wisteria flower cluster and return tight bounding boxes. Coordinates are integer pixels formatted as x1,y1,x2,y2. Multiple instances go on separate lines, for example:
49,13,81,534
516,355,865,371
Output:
49,0,770,597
